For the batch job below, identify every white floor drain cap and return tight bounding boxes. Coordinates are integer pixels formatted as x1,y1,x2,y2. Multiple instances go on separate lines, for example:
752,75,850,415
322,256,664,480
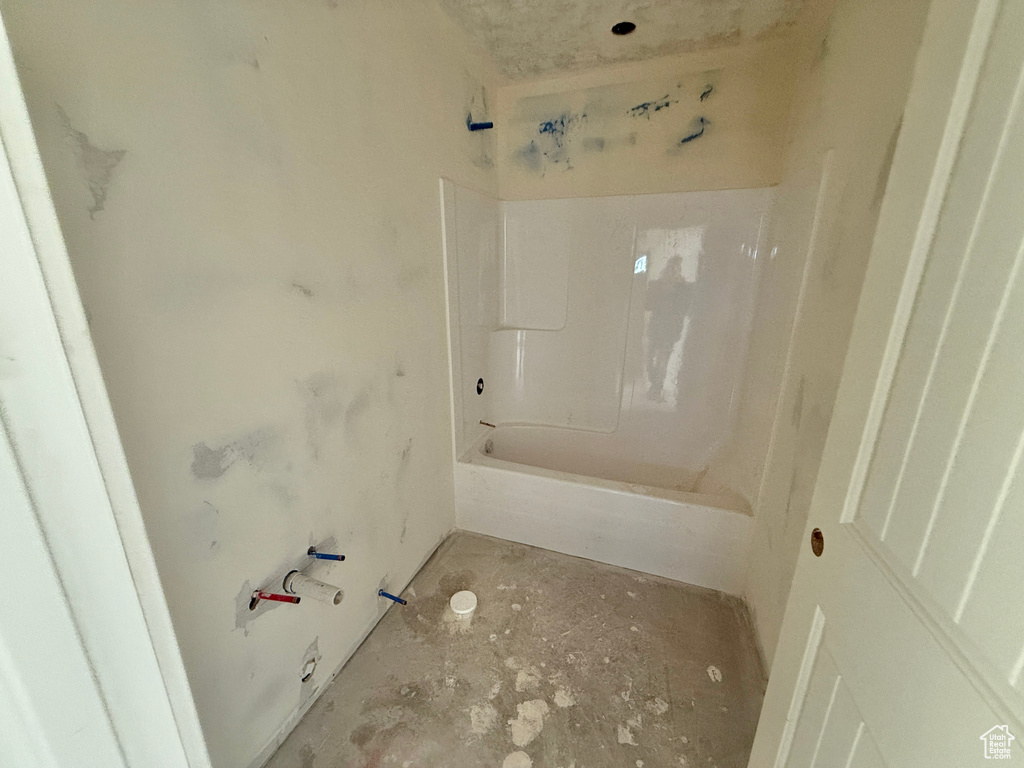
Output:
450,590,478,615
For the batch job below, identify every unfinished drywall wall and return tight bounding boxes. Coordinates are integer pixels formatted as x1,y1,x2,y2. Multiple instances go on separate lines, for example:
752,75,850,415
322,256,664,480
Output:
494,40,800,200
0,1,499,766
739,0,932,665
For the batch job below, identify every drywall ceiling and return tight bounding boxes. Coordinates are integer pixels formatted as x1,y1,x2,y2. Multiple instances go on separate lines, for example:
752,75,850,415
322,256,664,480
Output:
437,0,804,79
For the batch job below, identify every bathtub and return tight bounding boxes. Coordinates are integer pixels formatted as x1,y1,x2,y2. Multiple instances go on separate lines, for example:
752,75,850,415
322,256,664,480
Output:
454,425,755,594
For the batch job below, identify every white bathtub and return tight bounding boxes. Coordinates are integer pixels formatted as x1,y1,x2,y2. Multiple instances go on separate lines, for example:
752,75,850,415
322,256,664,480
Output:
454,425,755,594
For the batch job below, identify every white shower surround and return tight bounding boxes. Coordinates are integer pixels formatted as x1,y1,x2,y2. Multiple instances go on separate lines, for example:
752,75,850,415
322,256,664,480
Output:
442,179,772,593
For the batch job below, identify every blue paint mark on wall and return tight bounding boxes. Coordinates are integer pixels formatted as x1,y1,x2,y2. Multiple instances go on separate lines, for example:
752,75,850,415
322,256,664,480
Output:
679,116,709,145
699,85,714,101
514,112,582,171
538,114,575,149
629,95,676,119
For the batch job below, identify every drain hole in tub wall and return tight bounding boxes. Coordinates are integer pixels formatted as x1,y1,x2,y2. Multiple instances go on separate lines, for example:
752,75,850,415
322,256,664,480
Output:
476,378,484,395
484,439,494,455
301,657,317,682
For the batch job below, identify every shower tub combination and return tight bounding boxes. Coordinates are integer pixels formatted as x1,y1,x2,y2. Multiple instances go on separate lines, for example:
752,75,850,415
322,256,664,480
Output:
455,426,754,593
442,180,770,594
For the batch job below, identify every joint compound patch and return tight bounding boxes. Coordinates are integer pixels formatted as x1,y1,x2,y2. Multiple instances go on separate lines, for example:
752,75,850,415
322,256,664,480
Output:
191,428,280,479
505,656,543,693
618,724,638,745
470,703,499,734
646,697,670,715
553,687,576,708
707,665,723,682
516,669,541,692
57,105,126,219
508,699,549,747
503,753,532,768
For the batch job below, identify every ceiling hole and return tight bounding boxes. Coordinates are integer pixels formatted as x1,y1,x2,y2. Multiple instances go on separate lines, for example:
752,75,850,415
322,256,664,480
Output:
611,21,636,36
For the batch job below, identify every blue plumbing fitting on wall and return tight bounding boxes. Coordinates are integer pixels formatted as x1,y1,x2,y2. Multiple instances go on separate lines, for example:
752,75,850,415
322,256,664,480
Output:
466,114,494,131
308,546,345,561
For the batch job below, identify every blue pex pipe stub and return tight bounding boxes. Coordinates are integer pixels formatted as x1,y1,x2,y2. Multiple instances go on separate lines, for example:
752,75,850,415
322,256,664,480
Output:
308,547,345,561
378,590,407,605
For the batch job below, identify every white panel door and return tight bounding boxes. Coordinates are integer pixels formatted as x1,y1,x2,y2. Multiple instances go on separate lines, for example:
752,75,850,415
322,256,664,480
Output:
0,9,209,767
750,0,1024,765
0,421,128,768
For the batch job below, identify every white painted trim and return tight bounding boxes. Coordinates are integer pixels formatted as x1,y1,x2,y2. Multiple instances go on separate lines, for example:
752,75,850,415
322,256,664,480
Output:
440,178,462,465
752,150,834,515
0,9,211,767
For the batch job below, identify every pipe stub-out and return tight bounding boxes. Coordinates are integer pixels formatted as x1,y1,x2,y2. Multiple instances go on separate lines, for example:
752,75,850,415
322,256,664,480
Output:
450,590,478,615
283,570,344,606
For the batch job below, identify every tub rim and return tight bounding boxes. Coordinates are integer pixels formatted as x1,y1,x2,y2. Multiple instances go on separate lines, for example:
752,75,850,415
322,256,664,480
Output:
461,426,752,517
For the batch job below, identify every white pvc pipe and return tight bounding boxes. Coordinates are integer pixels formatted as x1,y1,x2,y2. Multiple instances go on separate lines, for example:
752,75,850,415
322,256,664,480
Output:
282,571,343,606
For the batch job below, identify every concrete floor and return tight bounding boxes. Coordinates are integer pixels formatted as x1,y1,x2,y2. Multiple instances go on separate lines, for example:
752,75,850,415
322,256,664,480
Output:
265,532,766,768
